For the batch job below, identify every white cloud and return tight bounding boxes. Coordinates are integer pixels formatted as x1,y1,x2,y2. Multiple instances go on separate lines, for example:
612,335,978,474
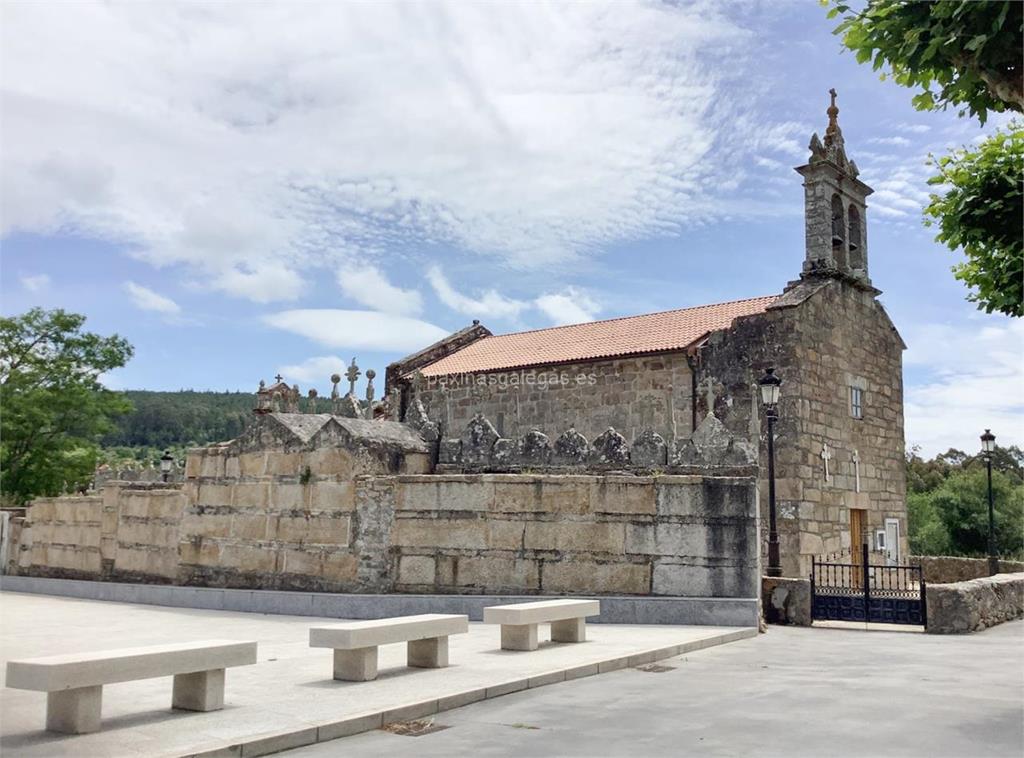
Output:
264,309,449,352
123,281,180,314
867,136,911,147
20,273,50,292
427,266,527,320
211,263,304,303
0,1,761,285
276,356,351,385
904,319,1024,456
338,266,422,317
896,123,930,134
534,287,600,326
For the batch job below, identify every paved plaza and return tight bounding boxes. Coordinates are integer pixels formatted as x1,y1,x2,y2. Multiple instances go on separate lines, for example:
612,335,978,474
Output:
0,592,751,757
290,619,1024,758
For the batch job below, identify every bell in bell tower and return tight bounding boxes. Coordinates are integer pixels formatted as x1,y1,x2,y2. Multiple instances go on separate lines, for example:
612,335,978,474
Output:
795,90,873,287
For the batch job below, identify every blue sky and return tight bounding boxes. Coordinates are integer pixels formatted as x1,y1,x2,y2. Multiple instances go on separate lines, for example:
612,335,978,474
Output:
1,1,1020,455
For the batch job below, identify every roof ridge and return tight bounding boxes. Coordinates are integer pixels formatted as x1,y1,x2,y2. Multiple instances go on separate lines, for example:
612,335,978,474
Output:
479,293,779,340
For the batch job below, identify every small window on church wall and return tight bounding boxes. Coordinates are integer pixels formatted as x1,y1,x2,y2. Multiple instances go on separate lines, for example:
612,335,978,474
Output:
850,386,863,419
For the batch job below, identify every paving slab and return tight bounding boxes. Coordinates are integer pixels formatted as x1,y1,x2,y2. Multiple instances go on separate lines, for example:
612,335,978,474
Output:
286,620,1024,758
0,592,754,757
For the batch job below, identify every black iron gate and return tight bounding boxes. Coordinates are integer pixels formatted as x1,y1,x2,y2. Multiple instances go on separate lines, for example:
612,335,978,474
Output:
811,544,926,627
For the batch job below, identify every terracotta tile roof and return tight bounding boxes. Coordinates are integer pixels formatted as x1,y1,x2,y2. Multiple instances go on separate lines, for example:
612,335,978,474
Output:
418,295,778,376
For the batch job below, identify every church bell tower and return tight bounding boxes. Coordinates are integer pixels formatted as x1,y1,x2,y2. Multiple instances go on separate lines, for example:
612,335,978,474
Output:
795,90,874,288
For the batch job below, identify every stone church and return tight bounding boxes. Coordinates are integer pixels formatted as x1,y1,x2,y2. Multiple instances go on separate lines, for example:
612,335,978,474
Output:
388,93,908,577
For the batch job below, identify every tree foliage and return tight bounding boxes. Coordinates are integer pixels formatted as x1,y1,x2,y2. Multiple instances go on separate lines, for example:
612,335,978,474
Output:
905,445,1024,558
101,390,255,450
924,124,1023,317
829,1,1024,318
829,1,1023,123
1,309,134,504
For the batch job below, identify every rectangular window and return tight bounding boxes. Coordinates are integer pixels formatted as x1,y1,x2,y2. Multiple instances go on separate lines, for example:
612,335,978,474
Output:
850,386,863,419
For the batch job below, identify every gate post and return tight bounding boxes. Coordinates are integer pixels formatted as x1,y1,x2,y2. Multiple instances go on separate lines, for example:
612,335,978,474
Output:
862,542,870,622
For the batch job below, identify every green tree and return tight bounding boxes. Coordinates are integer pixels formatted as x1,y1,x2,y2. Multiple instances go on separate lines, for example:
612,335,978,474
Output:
928,468,1024,557
1,309,134,504
907,491,952,556
925,125,1023,317
830,1,1023,122
828,1,1024,317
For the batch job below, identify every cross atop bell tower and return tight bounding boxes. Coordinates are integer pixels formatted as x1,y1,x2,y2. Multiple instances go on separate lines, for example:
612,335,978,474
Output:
794,90,874,289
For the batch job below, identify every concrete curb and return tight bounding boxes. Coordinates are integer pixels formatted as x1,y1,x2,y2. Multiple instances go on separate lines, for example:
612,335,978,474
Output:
0,576,759,627
179,627,758,758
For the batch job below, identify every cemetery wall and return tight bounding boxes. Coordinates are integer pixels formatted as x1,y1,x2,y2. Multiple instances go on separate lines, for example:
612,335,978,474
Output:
12,473,760,599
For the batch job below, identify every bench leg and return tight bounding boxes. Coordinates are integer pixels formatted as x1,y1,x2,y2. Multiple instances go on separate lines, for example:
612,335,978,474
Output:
551,617,586,643
334,647,378,681
408,636,448,668
172,669,225,712
46,685,102,734
501,623,539,651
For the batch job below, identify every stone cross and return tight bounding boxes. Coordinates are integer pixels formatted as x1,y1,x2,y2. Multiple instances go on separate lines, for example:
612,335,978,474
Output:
697,377,717,418
820,443,832,483
345,358,360,396
274,374,284,384
852,449,861,493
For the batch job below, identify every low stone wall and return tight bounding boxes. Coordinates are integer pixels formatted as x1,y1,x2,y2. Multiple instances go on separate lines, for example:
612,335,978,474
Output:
390,474,759,598
12,472,760,600
913,555,1024,584
761,576,811,626
926,573,1024,634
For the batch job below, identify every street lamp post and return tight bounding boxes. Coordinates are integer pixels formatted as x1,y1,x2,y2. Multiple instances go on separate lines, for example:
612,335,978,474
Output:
759,367,783,577
160,450,174,484
980,429,997,576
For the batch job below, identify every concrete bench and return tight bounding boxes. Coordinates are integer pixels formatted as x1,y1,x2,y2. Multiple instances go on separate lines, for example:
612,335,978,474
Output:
484,599,601,651
4,639,257,734
309,613,468,682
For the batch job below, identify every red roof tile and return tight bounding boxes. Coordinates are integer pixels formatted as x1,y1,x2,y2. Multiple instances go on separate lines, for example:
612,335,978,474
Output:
418,295,778,376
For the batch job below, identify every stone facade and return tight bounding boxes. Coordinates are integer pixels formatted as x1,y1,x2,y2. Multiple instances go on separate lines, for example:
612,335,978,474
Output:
413,354,695,446
391,97,908,579
926,573,1024,634
10,412,761,600
696,278,906,577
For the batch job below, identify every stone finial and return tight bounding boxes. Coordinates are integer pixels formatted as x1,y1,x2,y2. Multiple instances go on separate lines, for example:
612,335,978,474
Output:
406,396,431,430
826,87,840,137
307,388,318,413
345,358,361,396
592,427,630,466
552,427,590,466
330,373,341,400
365,369,376,419
461,413,499,466
632,429,667,467
517,429,551,466
336,393,361,418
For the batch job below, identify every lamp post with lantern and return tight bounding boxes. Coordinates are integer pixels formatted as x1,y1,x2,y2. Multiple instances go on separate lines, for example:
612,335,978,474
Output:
980,429,997,576
759,367,783,577
160,450,174,484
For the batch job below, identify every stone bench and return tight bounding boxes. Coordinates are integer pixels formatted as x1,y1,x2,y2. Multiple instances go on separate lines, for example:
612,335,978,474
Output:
4,639,258,734
484,599,601,651
309,613,468,682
